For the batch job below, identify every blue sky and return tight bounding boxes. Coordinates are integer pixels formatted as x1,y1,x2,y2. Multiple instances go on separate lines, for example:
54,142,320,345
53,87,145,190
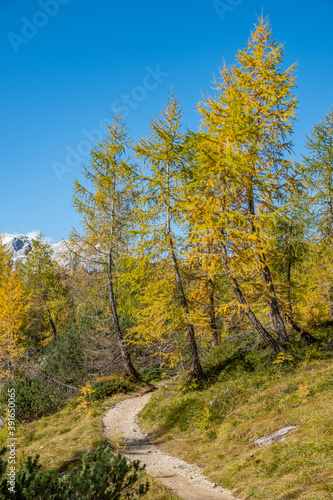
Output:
1,0,332,242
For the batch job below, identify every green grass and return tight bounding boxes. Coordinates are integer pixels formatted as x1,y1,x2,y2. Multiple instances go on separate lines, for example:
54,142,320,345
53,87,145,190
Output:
139,333,333,499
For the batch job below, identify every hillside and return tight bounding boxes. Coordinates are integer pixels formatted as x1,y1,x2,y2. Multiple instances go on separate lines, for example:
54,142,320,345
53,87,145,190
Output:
0,331,332,499
139,335,333,499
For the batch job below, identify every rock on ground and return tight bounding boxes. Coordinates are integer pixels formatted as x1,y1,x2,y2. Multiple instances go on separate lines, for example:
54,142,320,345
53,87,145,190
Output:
253,426,298,447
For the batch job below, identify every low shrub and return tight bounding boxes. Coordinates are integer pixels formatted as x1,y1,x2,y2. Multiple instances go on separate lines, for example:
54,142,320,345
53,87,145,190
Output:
0,445,149,499
0,378,68,423
139,368,164,384
90,374,136,402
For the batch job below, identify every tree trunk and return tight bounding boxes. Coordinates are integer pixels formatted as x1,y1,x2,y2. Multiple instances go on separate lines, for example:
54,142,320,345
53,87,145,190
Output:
208,278,219,348
41,293,57,338
287,255,292,314
169,238,206,382
328,196,333,239
328,195,333,319
219,239,283,353
248,194,289,342
107,249,139,381
27,361,79,393
165,160,205,382
284,312,319,345
41,371,79,393
259,258,289,342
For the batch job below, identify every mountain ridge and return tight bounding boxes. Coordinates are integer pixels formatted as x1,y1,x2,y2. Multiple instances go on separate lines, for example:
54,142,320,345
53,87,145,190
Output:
1,233,64,265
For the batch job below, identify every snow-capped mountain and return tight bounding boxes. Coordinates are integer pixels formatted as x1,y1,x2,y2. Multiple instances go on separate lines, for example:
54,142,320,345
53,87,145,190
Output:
2,233,33,264
1,233,66,265
1,233,99,272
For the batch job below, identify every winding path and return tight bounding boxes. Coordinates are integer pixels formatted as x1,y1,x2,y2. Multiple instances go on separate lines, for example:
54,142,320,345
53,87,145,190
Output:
103,390,238,500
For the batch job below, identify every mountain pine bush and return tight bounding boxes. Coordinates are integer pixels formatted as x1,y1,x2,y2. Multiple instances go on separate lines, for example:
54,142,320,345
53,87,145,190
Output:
0,446,149,499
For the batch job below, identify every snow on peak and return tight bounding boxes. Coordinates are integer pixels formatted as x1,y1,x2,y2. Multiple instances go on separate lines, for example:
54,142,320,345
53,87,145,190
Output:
1,233,65,265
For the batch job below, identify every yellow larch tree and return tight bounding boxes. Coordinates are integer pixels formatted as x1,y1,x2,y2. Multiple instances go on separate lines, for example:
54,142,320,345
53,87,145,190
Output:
184,15,298,350
133,94,206,381
0,269,28,379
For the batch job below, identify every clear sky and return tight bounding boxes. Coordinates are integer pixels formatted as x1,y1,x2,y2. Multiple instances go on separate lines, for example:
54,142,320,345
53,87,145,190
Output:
1,0,332,242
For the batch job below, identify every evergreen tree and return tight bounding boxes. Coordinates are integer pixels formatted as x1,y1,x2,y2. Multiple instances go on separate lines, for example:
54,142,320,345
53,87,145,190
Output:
43,320,87,385
22,234,67,340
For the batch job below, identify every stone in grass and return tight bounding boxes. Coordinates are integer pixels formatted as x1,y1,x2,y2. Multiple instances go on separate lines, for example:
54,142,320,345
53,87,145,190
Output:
253,426,297,447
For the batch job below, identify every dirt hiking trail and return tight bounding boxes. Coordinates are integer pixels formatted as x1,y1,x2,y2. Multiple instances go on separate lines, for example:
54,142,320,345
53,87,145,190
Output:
103,390,238,500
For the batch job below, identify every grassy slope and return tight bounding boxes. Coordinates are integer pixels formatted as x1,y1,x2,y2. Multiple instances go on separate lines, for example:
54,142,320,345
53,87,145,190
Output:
0,387,180,500
139,338,333,499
